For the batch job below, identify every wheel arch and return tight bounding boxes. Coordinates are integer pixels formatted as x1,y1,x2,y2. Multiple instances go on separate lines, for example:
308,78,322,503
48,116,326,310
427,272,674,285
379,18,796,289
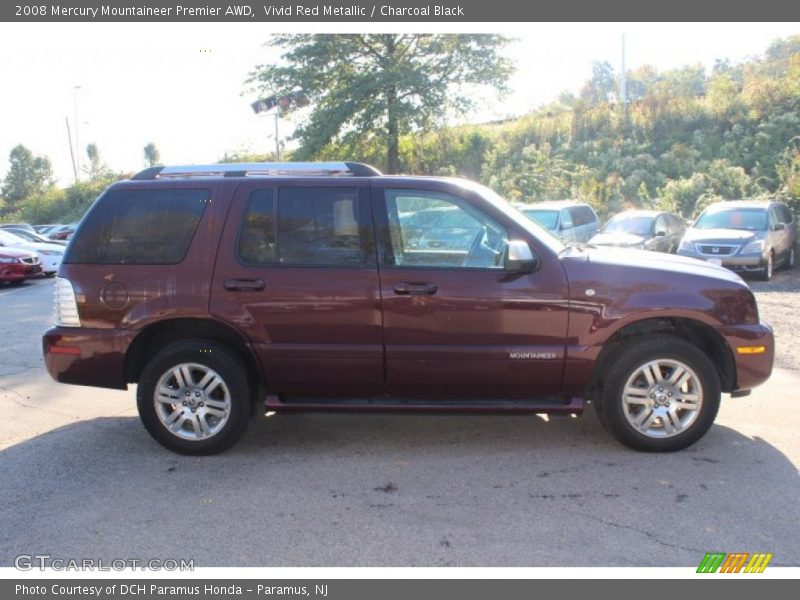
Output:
125,318,264,390
591,317,736,394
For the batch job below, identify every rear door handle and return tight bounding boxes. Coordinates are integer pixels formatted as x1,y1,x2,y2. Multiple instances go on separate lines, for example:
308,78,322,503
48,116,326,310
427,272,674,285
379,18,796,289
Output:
224,278,265,292
393,282,438,296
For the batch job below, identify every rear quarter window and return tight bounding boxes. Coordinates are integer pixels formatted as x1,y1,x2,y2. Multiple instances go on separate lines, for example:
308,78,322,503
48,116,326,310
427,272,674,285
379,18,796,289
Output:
65,188,209,265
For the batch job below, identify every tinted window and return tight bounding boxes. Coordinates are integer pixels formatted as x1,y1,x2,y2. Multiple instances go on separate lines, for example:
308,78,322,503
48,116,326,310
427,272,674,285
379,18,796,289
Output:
238,187,364,267
66,188,208,264
385,189,507,269
666,214,685,233
238,189,276,264
571,205,597,227
560,209,573,229
776,204,793,224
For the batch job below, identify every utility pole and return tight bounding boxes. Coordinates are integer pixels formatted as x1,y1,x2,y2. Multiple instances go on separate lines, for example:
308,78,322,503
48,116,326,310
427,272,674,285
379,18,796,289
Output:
65,116,78,182
274,110,280,161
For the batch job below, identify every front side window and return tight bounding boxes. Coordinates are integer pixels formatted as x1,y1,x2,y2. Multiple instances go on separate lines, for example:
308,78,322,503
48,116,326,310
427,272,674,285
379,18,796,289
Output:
66,188,209,265
238,187,364,267
384,189,508,269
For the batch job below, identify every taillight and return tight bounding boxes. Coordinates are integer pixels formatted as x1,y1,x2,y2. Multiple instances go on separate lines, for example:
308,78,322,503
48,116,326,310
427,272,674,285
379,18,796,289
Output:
54,277,81,327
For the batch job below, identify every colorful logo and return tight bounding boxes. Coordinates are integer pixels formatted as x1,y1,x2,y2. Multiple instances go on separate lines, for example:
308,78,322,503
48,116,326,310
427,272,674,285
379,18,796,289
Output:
697,552,772,573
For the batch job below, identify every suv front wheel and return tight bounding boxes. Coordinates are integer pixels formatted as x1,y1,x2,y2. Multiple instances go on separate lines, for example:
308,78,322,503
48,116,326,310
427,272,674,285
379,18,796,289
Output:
596,336,721,452
137,339,254,455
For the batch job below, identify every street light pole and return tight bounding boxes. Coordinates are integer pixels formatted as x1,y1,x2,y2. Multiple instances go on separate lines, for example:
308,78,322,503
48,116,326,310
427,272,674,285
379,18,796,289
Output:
274,110,280,161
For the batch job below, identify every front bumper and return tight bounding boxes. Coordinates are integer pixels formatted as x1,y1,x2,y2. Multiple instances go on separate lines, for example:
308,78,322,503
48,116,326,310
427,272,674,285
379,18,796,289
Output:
42,326,133,389
717,322,775,392
1,263,42,281
678,249,766,272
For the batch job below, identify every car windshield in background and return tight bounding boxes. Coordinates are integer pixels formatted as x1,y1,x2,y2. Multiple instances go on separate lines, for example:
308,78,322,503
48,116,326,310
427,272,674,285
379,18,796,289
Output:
694,208,767,231
460,182,564,254
603,214,653,235
522,209,559,230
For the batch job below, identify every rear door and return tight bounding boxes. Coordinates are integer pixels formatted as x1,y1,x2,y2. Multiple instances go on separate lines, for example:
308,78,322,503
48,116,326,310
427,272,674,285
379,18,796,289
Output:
374,182,570,399
209,179,384,397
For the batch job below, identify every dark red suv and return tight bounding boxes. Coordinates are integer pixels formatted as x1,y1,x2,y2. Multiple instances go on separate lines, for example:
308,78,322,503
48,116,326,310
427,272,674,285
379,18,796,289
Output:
42,162,774,454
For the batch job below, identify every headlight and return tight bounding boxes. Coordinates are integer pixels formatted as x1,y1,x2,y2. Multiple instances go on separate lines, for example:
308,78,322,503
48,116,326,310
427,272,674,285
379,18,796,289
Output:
678,238,693,251
0,257,19,264
741,240,764,254
40,250,63,256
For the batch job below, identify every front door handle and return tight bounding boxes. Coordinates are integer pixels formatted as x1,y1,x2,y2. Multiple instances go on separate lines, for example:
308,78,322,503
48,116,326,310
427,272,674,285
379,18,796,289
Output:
393,282,438,296
224,278,265,292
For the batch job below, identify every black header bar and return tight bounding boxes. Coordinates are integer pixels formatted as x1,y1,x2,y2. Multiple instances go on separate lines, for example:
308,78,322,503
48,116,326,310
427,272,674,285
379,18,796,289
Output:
3,0,800,22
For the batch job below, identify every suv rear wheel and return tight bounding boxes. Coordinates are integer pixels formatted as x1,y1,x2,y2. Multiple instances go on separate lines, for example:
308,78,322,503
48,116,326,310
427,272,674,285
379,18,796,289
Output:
137,339,254,455
596,336,721,452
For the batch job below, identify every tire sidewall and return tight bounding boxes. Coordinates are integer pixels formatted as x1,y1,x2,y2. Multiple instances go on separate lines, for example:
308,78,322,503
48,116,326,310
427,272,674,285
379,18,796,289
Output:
598,336,721,452
137,340,252,455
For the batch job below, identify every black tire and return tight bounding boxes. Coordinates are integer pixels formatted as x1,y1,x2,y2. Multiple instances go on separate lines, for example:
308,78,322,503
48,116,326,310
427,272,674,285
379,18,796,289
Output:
756,251,773,281
137,339,254,455
596,335,721,452
784,245,796,270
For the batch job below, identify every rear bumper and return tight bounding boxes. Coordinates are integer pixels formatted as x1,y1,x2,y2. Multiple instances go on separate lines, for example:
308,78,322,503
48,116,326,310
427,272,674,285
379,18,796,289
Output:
717,322,775,392
42,327,133,389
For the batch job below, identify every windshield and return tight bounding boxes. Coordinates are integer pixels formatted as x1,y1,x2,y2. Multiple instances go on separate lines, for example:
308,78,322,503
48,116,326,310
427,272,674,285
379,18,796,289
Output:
603,214,653,236
460,182,565,254
694,208,767,231
521,209,559,230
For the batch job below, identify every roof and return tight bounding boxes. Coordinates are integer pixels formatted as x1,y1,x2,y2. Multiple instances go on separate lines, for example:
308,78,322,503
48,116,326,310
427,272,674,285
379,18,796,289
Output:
516,200,589,210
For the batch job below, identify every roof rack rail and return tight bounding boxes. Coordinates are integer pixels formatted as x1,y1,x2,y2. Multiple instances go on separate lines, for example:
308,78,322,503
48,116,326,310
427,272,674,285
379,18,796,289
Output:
131,161,381,180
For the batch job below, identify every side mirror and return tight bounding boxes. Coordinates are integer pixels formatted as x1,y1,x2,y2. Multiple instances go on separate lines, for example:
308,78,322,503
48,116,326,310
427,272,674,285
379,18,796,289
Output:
505,240,538,273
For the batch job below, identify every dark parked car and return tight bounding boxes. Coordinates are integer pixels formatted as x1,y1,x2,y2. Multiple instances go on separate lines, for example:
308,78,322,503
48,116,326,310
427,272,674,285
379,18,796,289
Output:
515,201,599,243
0,247,42,285
678,200,797,281
43,162,774,455
48,223,79,241
590,210,686,253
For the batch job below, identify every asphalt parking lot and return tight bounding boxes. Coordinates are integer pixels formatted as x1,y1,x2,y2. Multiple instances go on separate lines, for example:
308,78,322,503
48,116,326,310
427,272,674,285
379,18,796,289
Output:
0,277,798,567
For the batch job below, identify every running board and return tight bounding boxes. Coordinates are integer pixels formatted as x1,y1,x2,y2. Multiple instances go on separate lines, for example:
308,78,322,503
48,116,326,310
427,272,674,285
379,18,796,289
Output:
265,395,584,415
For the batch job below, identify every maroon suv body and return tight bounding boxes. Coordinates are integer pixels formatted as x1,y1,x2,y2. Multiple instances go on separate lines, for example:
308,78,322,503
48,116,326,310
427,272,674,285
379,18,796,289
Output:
43,163,774,454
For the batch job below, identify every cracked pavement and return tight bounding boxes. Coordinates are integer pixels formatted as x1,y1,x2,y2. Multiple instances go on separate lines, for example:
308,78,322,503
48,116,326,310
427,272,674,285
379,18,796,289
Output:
0,277,798,567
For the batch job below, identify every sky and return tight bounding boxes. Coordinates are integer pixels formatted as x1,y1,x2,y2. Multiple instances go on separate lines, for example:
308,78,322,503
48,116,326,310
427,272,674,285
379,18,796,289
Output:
0,22,798,185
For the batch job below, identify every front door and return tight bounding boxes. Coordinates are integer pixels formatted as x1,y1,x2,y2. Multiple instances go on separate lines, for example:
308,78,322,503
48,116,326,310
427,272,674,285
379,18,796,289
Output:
210,180,383,397
374,184,570,399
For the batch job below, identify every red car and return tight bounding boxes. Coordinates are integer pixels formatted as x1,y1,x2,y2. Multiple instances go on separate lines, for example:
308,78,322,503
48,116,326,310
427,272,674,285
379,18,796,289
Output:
43,162,774,455
0,247,42,285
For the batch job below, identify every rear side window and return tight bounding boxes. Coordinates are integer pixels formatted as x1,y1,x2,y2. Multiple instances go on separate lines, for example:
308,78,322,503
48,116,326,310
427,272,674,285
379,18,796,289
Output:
776,204,793,224
66,188,209,265
238,187,364,267
570,205,597,227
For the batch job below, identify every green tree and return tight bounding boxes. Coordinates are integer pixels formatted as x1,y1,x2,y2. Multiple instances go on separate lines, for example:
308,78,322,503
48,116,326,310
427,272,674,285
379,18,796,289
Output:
84,143,112,182
0,144,53,215
248,34,513,173
143,142,161,167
